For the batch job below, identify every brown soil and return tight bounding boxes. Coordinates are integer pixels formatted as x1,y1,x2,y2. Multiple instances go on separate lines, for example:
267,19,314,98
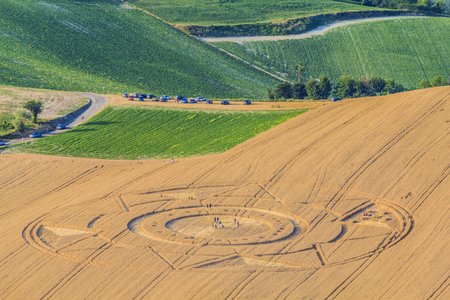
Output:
0,87,448,299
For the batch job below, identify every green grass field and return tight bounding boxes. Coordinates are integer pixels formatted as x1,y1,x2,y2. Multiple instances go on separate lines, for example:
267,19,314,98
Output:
17,107,302,159
132,0,382,25
0,0,278,98
215,18,450,89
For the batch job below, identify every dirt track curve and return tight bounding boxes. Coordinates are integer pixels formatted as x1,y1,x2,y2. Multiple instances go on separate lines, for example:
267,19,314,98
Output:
202,16,425,44
5,93,107,147
0,87,448,299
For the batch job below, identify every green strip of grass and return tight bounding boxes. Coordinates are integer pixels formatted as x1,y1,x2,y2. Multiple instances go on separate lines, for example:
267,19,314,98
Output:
133,0,382,26
17,107,303,159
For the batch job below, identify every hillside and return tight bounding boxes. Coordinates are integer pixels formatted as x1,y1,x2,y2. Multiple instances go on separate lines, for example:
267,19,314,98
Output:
132,0,383,26
215,17,450,89
0,87,448,298
0,0,278,98
132,0,397,37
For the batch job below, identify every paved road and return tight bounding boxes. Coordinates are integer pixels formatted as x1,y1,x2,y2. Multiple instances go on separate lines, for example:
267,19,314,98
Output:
2,93,108,147
201,16,426,44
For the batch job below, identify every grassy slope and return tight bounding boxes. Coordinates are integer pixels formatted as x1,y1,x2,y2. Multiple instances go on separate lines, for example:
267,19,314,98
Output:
0,0,278,98
132,0,383,25
18,107,302,159
215,18,450,88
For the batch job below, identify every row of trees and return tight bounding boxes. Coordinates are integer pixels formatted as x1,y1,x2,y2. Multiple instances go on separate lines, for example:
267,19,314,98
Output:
269,75,405,100
419,75,450,88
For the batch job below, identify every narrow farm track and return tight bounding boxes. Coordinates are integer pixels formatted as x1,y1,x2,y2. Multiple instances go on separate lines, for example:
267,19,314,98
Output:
202,16,426,43
4,93,108,147
0,87,448,299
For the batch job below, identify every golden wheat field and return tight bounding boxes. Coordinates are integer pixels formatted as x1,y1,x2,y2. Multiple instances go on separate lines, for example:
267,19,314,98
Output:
0,87,448,299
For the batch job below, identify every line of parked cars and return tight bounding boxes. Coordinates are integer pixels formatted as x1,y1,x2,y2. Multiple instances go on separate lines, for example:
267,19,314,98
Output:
122,92,252,106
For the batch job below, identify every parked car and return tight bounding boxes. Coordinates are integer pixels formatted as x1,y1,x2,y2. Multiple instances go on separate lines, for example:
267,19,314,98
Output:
221,100,230,105
148,94,157,99
161,95,171,101
128,96,134,101
330,97,342,102
122,92,128,98
206,100,214,104
243,99,252,105
176,95,184,100
56,123,66,130
0,141,7,146
29,132,42,138
189,99,198,104
181,98,188,104
196,97,207,102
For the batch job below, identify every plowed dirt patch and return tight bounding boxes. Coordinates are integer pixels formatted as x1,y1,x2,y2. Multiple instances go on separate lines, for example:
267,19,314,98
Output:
0,87,448,299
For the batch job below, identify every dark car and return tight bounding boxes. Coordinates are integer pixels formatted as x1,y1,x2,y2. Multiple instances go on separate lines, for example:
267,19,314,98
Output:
206,100,214,104
0,141,7,146
148,94,157,99
331,97,342,102
56,123,66,130
189,99,198,104
176,95,184,100
221,100,230,105
122,92,128,98
196,97,207,102
181,98,188,104
29,132,42,138
243,99,252,105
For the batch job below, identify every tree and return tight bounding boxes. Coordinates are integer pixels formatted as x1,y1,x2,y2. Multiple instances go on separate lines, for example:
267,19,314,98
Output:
294,64,305,83
355,77,370,97
318,75,332,99
275,82,293,99
24,100,43,124
336,75,357,98
292,82,307,99
306,79,321,100
430,75,448,87
368,77,386,95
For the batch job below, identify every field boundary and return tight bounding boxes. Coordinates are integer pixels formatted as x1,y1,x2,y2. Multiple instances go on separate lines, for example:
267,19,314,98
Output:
179,10,420,37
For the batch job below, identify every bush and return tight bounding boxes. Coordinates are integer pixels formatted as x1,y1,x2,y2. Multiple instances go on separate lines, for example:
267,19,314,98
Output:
336,75,357,98
431,76,448,86
383,79,405,94
319,75,333,99
306,79,321,100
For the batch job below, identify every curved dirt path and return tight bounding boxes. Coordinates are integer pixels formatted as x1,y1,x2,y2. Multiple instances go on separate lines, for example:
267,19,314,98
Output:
3,93,108,146
202,15,426,44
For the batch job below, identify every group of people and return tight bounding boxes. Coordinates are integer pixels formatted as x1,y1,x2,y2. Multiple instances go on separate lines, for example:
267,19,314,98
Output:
211,217,240,229
212,217,223,229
